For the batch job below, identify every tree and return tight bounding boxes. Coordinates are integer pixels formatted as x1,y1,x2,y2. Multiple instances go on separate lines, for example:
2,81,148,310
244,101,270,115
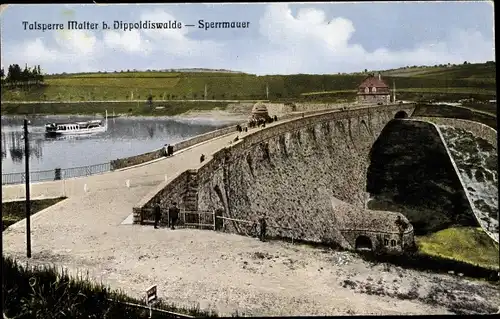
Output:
21,64,30,86
463,61,468,65
7,64,22,85
0,68,4,79
37,65,44,83
30,66,38,84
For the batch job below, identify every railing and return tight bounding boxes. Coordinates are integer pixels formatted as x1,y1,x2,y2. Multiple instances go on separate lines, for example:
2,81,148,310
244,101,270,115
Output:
139,208,216,230
2,162,111,185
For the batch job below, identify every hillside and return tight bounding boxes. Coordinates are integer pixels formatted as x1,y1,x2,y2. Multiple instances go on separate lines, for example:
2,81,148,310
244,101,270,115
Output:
1,62,496,104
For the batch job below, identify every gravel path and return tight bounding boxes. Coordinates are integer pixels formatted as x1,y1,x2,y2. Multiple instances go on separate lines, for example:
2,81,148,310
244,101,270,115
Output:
4,226,499,316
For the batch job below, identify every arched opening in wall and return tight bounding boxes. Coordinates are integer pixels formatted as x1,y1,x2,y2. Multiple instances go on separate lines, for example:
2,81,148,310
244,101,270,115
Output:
394,111,408,119
355,236,373,251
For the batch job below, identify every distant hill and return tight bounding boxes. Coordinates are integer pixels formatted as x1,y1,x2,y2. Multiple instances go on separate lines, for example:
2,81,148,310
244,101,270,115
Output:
1,62,496,104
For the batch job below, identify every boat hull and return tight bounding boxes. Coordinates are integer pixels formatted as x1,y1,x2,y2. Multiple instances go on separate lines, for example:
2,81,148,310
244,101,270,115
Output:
45,127,106,136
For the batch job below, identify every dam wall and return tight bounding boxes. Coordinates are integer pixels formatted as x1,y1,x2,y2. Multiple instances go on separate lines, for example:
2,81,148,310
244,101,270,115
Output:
134,104,417,249
412,104,497,129
413,116,497,148
367,119,498,243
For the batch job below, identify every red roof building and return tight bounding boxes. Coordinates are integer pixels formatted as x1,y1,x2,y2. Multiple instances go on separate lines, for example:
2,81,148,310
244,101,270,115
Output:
357,73,391,105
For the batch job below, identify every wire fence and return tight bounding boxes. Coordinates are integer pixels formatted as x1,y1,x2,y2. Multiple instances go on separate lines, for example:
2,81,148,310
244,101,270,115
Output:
2,162,111,185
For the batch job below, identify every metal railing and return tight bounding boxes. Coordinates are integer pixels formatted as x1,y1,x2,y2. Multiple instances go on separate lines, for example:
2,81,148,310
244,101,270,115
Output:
2,162,111,185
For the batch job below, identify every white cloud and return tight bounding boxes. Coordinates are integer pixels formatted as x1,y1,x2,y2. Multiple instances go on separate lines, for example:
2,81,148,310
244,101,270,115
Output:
254,3,494,74
103,29,151,54
138,9,224,57
54,30,97,55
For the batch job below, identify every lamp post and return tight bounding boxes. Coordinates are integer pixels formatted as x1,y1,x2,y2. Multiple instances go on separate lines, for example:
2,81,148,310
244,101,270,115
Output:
24,118,32,258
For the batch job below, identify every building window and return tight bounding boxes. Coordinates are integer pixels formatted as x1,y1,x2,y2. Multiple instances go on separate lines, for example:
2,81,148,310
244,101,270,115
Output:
390,239,396,247
384,238,389,246
372,87,377,93
365,87,369,93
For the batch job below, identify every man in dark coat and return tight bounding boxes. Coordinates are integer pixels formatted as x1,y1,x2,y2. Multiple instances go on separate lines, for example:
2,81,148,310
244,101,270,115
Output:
169,202,180,230
154,203,162,229
259,213,267,242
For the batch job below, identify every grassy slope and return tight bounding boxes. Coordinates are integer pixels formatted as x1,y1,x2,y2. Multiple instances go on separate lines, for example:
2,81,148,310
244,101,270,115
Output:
2,197,67,231
1,63,496,103
416,227,499,270
2,256,218,318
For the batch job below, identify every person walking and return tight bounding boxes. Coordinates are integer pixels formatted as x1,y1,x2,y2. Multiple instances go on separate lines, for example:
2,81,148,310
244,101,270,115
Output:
259,213,267,242
169,202,180,230
154,203,162,229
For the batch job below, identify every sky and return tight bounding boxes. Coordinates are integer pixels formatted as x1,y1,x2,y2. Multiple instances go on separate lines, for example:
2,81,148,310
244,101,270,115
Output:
0,2,495,75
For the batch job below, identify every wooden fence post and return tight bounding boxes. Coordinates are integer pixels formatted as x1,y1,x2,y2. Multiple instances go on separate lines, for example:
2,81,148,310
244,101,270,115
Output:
212,210,216,231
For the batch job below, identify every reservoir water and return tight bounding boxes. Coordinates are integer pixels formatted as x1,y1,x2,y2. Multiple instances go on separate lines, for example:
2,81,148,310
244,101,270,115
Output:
1,115,238,175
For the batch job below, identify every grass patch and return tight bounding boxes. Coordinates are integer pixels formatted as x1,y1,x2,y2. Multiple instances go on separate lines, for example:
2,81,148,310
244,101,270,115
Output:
416,227,499,270
2,197,67,231
2,255,218,318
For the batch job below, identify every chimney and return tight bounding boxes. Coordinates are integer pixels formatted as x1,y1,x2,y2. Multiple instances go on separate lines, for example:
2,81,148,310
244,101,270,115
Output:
378,73,381,81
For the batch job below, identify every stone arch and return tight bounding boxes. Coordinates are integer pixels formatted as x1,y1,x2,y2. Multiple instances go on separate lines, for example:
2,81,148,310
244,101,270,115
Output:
394,111,408,119
355,235,373,251
278,135,288,158
360,119,374,138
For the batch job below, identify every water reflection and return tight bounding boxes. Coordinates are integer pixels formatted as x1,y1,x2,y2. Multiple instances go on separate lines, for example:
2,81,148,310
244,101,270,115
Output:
1,131,43,164
1,115,238,174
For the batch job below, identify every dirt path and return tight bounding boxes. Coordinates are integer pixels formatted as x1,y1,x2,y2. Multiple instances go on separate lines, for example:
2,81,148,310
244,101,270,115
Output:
4,226,499,316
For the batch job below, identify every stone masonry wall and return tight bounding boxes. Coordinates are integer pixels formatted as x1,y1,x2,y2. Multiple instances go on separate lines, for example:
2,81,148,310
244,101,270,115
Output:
366,119,476,235
194,104,416,244
132,104,419,248
414,116,497,148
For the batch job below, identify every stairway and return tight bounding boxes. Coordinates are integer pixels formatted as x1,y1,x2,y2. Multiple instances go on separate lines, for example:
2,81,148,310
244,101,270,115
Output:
184,170,199,224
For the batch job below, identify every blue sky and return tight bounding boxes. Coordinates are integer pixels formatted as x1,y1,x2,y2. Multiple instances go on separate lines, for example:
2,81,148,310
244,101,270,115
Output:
0,2,495,75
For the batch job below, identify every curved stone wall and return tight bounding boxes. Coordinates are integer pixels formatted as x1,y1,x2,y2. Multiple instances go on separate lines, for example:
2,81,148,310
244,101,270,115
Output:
193,105,416,245
414,116,497,148
367,119,498,243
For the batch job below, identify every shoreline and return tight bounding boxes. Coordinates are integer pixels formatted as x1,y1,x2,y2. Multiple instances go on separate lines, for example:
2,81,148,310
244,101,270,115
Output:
1,109,250,122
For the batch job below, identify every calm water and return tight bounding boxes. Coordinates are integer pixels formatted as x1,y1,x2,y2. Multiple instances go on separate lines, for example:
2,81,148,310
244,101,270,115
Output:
1,115,238,174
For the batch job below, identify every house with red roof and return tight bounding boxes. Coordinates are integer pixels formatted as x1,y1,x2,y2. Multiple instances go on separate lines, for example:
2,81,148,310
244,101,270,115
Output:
357,73,391,105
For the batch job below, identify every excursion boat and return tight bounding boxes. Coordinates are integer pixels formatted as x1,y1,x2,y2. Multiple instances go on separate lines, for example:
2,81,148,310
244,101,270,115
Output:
45,111,108,136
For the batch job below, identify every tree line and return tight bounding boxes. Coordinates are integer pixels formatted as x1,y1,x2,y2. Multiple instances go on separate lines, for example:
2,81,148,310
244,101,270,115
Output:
1,64,44,87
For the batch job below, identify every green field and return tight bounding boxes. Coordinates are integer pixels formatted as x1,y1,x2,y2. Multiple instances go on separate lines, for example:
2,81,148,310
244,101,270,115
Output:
416,227,499,270
1,62,496,104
